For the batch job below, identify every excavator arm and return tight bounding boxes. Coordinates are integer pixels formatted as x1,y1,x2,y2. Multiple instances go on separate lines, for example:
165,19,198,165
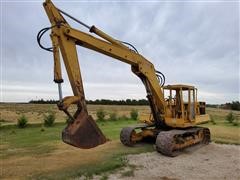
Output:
40,0,168,148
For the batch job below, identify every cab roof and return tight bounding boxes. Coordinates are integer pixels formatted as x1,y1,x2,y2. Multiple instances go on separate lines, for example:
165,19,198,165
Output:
163,84,196,90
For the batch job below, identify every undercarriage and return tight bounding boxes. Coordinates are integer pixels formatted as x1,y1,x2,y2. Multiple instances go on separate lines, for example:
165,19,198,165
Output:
120,125,210,157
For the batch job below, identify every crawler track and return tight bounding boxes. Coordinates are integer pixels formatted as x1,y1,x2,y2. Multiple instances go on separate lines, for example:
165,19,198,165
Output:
156,127,210,157
120,127,136,146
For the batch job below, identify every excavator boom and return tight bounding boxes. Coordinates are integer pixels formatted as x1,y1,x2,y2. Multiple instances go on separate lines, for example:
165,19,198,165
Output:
41,0,167,148
39,0,210,155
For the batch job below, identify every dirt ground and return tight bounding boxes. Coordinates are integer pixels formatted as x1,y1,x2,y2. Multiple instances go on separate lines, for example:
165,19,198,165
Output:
106,143,240,180
1,141,240,179
1,141,118,179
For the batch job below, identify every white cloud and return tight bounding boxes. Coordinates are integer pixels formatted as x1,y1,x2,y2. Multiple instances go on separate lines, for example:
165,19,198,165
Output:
1,1,239,103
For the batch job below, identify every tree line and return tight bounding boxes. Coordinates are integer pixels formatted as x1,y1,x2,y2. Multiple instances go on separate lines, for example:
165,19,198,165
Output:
29,99,240,111
206,101,240,111
29,98,149,105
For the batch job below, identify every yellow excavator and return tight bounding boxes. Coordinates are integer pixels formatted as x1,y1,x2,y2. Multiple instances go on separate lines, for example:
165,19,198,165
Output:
38,0,210,156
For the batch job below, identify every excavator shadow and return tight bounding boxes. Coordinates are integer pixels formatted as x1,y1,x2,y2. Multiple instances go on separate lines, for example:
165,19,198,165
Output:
130,137,156,147
178,143,209,155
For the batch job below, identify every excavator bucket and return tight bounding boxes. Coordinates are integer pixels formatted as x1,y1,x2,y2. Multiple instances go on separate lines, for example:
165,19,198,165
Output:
62,110,107,149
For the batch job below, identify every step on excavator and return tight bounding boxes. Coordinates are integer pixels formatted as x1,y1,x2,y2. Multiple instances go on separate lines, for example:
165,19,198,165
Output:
38,0,210,156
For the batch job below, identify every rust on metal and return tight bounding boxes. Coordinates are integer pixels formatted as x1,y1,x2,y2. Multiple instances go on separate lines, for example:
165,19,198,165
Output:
156,127,210,157
62,109,107,149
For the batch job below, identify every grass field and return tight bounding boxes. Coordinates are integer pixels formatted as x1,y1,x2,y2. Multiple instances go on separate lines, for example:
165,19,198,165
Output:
204,108,240,144
1,119,153,179
0,104,239,179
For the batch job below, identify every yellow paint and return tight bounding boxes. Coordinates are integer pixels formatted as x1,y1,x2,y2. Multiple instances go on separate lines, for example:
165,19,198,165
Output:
43,0,209,131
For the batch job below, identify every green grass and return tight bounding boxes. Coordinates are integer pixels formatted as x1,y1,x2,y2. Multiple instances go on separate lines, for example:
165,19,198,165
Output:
31,148,148,179
32,146,151,180
33,157,127,179
208,114,238,126
203,124,240,145
1,119,154,179
1,107,240,179
203,111,240,145
0,120,139,158
0,124,63,158
99,119,137,139
36,119,153,179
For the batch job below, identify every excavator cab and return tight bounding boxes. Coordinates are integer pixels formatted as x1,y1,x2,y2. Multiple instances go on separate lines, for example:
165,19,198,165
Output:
163,85,197,121
163,84,209,126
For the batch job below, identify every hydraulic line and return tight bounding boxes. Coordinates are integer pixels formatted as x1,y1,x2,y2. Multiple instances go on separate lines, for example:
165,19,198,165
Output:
156,70,165,86
37,25,56,52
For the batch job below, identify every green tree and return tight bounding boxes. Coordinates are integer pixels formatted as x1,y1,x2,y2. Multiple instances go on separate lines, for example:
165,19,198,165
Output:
231,101,240,111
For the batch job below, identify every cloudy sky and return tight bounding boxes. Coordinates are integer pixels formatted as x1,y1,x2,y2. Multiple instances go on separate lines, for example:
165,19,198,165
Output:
0,0,239,104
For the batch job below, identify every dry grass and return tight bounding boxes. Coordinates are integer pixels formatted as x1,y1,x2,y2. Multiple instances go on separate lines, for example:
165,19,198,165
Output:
0,104,64,125
207,107,240,118
0,103,150,125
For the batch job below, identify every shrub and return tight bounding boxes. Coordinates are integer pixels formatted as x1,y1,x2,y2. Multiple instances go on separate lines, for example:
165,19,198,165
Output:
233,118,239,126
109,112,117,121
44,112,55,127
210,115,216,125
96,109,106,121
130,109,138,120
17,115,28,128
40,126,45,132
0,118,6,122
226,112,235,123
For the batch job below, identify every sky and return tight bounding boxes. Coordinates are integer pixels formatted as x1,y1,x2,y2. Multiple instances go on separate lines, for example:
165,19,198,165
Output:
0,0,239,104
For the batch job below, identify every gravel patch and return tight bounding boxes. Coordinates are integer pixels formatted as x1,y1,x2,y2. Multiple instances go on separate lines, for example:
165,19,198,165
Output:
107,143,240,180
